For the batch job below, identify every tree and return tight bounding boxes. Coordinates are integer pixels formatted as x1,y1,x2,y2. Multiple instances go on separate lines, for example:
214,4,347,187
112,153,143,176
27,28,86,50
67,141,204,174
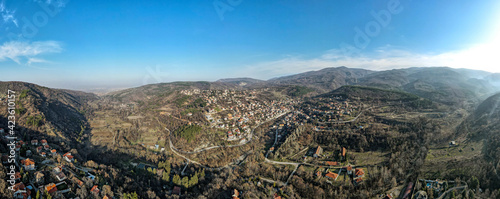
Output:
123,192,139,199
471,176,480,190
173,174,181,186
36,190,40,199
189,174,199,187
162,172,170,182
182,176,189,188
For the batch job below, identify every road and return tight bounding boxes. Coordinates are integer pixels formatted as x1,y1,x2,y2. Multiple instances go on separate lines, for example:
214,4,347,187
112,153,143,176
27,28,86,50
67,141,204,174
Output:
259,177,286,187
264,158,300,167
168,137,229,171
436,185,467,199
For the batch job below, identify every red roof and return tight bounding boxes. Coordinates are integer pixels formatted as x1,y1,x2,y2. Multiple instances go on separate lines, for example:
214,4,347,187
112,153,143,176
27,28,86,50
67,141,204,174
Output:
325,172,338,179
46,183,57,194
355,168,365,176
326,161,338,166
347,165,353,171
22,158,35,166
314,146,322,155
91,185,100,193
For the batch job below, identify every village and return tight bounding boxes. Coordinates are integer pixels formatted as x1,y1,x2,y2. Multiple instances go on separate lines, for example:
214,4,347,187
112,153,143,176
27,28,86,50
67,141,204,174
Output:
181,89,296,144
0,128,102,199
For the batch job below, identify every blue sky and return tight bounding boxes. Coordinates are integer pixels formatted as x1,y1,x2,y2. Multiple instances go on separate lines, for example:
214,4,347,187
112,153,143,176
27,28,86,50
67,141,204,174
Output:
1,0,500,90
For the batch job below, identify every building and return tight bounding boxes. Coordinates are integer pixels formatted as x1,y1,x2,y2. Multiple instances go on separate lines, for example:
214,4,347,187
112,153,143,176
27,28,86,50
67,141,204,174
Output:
21,158,35,171
325,172,339,181
35,171,44,184
232,189,240,199
355,168,365,178
326,161,338,166
45,183,58,195
41,139,47,146
63,152,74,162
347,165,353,175
56,172,67,181
12,182,31,199
313,146,323,158
31,140,38,146
91,185,100,195
172,186,181,196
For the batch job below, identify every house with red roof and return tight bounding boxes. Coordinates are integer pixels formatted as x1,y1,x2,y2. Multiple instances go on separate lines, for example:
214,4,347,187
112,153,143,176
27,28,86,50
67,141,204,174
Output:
313,146,323,158
346,165,353,175
232,189,240,199
355,168,365,178
91,185,100,195
21,158,35,171
325,171,339,181
13,182,31,199
45,183,58,195
41,139,47,145
326,161,338,166
31,139,38,146
63,152,74,162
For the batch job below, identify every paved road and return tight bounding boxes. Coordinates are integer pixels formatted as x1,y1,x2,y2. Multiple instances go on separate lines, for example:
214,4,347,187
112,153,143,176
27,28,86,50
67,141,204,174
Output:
436,185,467,199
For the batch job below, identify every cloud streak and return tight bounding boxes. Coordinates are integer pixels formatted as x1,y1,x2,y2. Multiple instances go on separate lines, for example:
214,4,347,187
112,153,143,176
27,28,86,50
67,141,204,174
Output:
0,1,18,27
0,40,62,65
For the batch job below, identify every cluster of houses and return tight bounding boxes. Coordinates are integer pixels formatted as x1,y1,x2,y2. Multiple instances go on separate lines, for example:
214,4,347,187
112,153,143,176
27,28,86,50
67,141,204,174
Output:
302,97,360,123
0,131,104,199
316,165,365,186
179,89,295,142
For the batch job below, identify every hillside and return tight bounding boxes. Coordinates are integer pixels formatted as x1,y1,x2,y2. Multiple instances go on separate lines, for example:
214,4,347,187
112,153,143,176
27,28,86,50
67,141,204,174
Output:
268,66,374,92
458,92,500,139
358,67,497,106
0,81,97,142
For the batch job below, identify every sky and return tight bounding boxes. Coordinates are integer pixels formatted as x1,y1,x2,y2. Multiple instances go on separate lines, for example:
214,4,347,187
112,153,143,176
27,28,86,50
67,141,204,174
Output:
1,0,500,91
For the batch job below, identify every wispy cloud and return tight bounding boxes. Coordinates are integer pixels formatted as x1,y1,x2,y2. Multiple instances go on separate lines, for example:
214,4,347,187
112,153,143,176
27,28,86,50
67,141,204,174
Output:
0,1,18,27
34,0,68,8
238,40,500,79
0,40,62,65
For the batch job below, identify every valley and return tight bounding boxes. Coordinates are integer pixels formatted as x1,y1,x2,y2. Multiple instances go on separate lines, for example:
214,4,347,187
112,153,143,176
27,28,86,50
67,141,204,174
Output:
1,66,500,198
